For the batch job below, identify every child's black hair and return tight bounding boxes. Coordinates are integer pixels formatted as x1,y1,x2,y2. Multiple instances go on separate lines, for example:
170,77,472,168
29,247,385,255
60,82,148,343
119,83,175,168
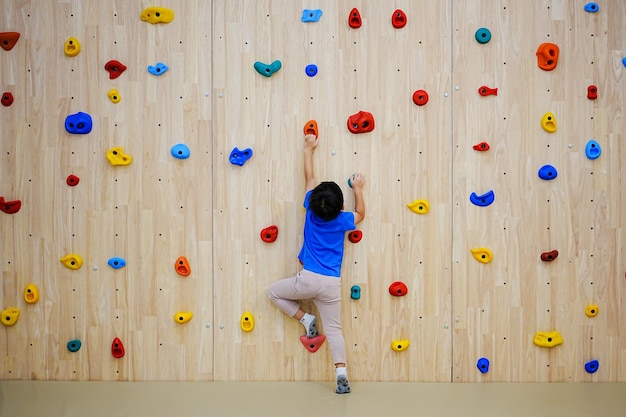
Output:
309,182,344,221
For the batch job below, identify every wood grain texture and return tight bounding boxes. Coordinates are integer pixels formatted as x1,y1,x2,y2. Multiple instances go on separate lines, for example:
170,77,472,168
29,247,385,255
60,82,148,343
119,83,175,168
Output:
0,0,623,382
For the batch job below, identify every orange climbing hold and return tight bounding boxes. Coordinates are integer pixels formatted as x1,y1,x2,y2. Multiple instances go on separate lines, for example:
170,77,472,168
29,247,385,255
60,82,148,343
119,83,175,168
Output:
536,43,559,71
300,334,326,353
348,8,362,29
0,32,20,51
111,337,125,358
303,120,319,138
175,256,191,276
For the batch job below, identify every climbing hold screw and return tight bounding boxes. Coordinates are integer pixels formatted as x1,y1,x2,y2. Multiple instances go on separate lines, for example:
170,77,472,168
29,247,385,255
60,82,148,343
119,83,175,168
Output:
475,28,492,44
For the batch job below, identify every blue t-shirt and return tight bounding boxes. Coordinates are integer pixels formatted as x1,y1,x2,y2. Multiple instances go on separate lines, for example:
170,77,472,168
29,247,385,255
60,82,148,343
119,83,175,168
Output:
298,190,356,277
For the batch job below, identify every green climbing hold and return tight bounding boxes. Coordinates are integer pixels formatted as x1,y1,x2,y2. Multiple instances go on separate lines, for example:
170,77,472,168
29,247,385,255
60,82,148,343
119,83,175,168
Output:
254,60,282,77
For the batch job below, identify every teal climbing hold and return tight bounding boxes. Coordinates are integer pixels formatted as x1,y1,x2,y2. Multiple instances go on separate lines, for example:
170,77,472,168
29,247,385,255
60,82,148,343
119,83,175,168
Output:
67,339,82,352
469,190,495,207
538,165,558,180
171,143,190,159
585,140,601,160
475,28,491,44
108,257,126,269
585,359,599,373
301,9,322,22
350,285,361,300
254,60,282,77
147,62,168,76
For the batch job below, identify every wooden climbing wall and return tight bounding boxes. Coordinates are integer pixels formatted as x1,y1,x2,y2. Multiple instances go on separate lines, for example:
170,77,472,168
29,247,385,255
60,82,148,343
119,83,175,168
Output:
0,0,624,383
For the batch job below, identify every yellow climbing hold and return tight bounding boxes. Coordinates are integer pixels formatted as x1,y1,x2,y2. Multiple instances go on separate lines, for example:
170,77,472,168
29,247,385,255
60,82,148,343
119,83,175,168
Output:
60,254,83,270
1,308,20,326
240,311,255,332
585,305,599,317
140,7,175,24
541,112,557,133
471,247,493,264
407,199,430,214
24,283,40,304
108,88,121,103
533,331,563,348
64,37,81,57
107,146,132,166
391,339,410,352
174,311,193,324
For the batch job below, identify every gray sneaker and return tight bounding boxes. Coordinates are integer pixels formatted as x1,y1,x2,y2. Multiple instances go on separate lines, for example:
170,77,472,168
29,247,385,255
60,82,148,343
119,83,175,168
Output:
336,375,351,394
305,317,318,338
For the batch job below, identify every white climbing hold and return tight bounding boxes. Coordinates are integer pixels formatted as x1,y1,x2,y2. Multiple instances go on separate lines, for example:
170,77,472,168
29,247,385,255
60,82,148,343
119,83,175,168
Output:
331,150,336,155
455,85,460,90
444,92,449,97
92,266,98,271
568,144,573,148
218,93,224,98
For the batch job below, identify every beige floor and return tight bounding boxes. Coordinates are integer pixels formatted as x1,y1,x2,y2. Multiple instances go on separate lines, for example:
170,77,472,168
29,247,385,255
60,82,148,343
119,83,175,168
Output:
1,381,625,417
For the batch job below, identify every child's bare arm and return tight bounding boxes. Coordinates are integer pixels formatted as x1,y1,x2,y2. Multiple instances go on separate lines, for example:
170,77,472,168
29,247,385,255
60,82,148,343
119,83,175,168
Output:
350,173,366,224
304,134,318,192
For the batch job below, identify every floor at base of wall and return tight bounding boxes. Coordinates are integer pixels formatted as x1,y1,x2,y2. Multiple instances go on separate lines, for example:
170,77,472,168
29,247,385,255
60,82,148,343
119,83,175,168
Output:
1,381,625,417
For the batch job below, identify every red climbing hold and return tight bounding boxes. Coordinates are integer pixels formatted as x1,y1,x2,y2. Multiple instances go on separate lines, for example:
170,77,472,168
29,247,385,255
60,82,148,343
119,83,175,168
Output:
348,8,362,29
347,111,375,134
587,85,598,100
473,142,490,151
1,92,13,106
391,9,407,28
389,281,408,297
299,334,326,353
66,174,80,186
0,197,21,214
111,337,125,358
478,86,498,96
260,225,278,243
104,60,127,79
348,230,362,243
0,32,20,51
412,90,429,106
540,250,559,262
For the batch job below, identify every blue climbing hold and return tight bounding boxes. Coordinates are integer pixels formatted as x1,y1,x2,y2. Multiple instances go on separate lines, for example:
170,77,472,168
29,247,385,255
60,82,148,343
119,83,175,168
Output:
469,190,495,207
477,358,490,374
305,64,318,77
301,9,322,22
171,143,190,160
67,339,82,352
475,28,492,44
585,359,599,373
254,60,282,77
229,147,253,166
65,112,93,134
107,257,126,269
147,62,169,75
538,164,558,180
351,285,361,300
585,139,601,160
623,57,626,68
584,3,599,12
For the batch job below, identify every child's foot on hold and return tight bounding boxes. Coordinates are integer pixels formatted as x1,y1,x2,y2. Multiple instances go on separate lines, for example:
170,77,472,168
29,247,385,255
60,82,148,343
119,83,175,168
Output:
336,375,351,394
300,313,318,338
